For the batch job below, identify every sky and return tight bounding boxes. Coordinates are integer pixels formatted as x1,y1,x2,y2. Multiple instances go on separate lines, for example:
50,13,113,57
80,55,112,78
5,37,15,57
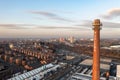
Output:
0,0,120,38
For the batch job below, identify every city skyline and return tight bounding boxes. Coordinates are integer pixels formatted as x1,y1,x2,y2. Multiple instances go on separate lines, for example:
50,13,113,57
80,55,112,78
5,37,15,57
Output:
0,0,120,38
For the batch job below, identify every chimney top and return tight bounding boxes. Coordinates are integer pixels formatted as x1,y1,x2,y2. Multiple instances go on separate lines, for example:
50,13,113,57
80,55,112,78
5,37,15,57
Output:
92,19,102,26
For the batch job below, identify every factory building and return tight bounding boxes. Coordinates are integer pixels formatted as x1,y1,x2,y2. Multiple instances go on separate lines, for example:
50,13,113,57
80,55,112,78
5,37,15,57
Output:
69,58,116,80
8,63,62,80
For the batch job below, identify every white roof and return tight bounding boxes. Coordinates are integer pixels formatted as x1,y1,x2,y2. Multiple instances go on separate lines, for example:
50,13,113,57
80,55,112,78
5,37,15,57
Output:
117,65,120,77
80,59,110,70
110,45,120,48
8,63,55,80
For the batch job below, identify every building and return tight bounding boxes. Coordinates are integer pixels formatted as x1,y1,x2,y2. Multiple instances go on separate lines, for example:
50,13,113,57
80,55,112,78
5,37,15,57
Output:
68,36,75,43
59,37,65,43
117,65,120,80
69,58,116,80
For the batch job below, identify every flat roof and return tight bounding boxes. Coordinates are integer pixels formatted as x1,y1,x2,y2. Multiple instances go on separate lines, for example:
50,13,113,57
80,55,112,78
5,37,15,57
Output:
71,73,106,80
80,59,92,66
80,59,111,70
117,65,120,77
100,58,112,63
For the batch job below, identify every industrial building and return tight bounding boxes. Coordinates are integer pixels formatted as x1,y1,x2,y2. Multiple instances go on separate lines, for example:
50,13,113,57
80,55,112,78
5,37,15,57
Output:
69,58,116,80
8,63,61,80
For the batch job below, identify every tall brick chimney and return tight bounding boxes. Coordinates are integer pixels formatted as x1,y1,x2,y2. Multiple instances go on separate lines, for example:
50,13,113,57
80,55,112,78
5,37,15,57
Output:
92,19,102,80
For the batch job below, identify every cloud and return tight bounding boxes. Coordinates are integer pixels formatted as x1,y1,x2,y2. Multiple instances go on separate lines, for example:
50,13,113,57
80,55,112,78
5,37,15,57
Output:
100,8,120,19
30,11,56,17
52,10,73,14
0,24,35,29
1,20,120,30
76,20,120,28
29,11,74,22
37,26,89,30
76,20,92,27
102,22,120,28
0,23,88,30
